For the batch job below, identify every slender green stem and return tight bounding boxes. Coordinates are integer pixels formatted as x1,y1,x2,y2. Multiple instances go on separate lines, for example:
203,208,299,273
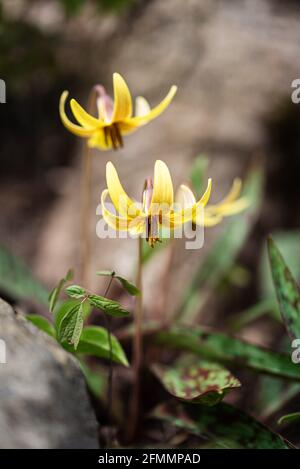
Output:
80,88,99,288
128,236,143,441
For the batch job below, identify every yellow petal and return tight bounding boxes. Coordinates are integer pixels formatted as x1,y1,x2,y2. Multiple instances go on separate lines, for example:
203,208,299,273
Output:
70,98,104,129
88,129,112,150
101,190,131,231
106,162,141,218
217,178,242,206
101,190,146,235
111,73,133,122
175,184,196,209
135,96,151,117
124,85,177,128
169,179,212,227
150,160,174,214
59,91,95,137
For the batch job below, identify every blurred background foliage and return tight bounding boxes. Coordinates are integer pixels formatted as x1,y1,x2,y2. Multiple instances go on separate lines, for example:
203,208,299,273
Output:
1,0,300,447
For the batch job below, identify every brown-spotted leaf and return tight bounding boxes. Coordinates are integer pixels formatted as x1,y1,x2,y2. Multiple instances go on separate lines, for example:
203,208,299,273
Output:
152,360,241,405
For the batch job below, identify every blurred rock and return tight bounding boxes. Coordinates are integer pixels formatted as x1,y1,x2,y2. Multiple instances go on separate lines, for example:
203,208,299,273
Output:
0,298,99,449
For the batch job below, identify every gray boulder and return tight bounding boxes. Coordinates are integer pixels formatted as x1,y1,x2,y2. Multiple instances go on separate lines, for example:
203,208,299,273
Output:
0,298,99,448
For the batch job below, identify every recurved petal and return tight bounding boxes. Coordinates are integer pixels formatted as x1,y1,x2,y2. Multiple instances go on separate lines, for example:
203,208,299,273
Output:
175,184,196,209
169,179,212,227
217,178,242,206
101,190,131,231
59,91,95,137
124,85,177,128
106,162,141,218
111,73,133,122
70,98,104,129
150,160,174,214
135,96,151,117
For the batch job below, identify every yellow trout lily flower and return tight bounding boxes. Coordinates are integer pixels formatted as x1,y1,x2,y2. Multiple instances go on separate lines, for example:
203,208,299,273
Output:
101,160,212,247
60,73,177,151
175,178,249,226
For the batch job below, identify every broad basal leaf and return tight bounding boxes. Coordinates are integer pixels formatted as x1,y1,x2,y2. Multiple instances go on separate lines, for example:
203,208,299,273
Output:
154,326,300,381
26,314,56,338
0,245,49,306
88,294,130,317
268,237,300,340
76,326,129,367
152,401,292,449
152,360,240,405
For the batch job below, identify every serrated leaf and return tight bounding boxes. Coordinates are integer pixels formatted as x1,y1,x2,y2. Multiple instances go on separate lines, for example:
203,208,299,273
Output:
152,360,240,405
66,284,86,299
0,245,49,306
268,237,300,340
96,270,140,296
76,326,129,366
58,302,84,350
26,314,56,338
278,412,300,426
48,269,73,313
152,401,292,449
88,294,130,317
154,326,300,381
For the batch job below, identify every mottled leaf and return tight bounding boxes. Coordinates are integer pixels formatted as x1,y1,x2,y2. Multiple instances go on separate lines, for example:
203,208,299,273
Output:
26,314,56,338
268,237,300,339
154,326,300,381
278,412,300,426
88,294,130,317
152,360,240,405
152,401,292,449
76,326,129,367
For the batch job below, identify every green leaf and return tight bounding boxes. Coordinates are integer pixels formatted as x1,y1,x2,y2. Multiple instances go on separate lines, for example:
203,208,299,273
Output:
0,245,49,306
49,269,73,313
154,326,300,381
189,155,208,196
79,360,107,399
54,299,78,332
76,326,129,367
96,271,140,296
26,314,56,338
58,302,84,350
66,284,86,299
175,167,263,322
152,359,240,405
268,237,300,340
152,401,292,449
228,298,279,332
278,412,300,426
88,294,130,317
